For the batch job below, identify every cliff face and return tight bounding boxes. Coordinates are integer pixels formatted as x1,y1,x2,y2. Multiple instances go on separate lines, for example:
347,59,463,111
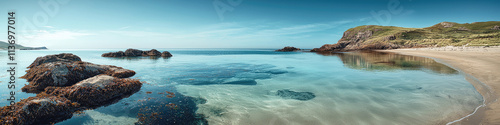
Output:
312,21,500,52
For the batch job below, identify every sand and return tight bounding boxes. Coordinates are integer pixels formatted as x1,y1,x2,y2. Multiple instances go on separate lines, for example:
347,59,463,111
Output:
380,46,500,125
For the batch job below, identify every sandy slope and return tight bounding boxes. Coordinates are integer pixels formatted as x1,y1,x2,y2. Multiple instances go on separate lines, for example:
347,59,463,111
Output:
380,46,500,124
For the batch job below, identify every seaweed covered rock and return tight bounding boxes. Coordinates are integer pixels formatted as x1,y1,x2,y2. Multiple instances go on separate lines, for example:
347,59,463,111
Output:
276,46,301,52
27,53,81,69
0,96,79,125
45,75,142,107
276,89,316,101
1,53,144,125
102,48,172,57
21,55,136,93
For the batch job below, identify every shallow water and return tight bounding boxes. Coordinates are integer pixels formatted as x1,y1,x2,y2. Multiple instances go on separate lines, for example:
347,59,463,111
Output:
0,49,483,125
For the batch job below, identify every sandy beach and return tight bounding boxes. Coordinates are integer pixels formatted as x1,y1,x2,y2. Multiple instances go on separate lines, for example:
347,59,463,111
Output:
381,46,500,124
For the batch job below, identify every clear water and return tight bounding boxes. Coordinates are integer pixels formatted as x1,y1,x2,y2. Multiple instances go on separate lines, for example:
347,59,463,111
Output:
0,49,483,125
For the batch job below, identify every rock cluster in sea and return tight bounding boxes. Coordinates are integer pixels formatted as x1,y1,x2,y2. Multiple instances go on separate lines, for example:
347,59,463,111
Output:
0,53,143,124
275,89,316,101
102,48,172,57
275,46,301,52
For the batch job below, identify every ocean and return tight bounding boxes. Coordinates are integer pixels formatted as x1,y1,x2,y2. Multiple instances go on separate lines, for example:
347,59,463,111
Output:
0,49,483,125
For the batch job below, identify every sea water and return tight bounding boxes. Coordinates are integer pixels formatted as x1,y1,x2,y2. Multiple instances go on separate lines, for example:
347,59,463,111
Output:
0,49,483,125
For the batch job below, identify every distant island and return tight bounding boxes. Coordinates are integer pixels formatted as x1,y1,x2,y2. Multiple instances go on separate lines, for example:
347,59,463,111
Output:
0,41,48,50
312,21,500,52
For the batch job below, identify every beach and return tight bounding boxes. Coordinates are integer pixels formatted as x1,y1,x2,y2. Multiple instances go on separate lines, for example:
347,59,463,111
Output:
381,46,500,124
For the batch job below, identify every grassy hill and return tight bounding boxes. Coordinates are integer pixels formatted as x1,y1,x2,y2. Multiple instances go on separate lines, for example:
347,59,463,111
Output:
0,41,47,50
312,21,500,52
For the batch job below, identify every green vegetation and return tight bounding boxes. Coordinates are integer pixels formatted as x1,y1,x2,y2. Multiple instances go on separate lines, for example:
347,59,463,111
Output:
347,21,500,47
0,41,46,50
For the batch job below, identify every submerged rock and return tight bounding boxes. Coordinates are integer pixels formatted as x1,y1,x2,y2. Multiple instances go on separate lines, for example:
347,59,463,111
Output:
276,46,301,52
276,89,316,101
21,61,136,93
102,48,172,57
45,75,142,107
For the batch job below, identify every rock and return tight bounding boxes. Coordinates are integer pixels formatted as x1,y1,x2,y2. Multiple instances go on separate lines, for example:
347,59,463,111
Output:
143,49,161,56
124,48,144,57
161,51,173,57
492,25,500,30
27,53,81,69
44,75,142,107
275,89,315,101
276,46,301,52
21,54,136,93
0,96,78,125
102,49,173,58
440,22,454,28
102,51,125,57
384,35,397,41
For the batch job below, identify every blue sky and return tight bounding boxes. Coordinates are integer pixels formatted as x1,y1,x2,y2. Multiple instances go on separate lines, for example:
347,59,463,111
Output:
1,0,499,49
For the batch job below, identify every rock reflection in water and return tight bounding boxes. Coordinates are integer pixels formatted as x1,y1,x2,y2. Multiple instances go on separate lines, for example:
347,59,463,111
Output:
317,51,458,74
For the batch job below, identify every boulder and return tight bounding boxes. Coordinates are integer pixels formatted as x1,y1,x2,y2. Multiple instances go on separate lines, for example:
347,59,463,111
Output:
21,55,135,93
161,51,173,57
44,75,142,107
276,89,315,101
143,49,162,56
0,96,78,125
276,46,301,52
124,48,144,57
102,51,125,57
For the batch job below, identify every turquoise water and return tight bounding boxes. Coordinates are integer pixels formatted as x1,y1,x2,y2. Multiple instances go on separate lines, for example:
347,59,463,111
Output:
0,49,483,125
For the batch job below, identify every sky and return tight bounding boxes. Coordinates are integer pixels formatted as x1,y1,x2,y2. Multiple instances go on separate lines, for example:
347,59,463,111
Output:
0,0,499,49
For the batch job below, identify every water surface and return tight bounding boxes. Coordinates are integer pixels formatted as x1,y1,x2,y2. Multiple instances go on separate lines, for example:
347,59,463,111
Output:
0,49,483,125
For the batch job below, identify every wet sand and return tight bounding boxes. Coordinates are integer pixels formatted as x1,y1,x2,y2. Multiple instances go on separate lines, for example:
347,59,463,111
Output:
380,46,500,125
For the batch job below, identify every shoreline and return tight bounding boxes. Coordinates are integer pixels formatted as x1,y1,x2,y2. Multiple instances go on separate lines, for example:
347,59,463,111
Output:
379,46,500,124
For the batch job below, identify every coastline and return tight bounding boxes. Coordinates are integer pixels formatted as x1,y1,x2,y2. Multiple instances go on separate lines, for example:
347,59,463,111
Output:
379,46,500,124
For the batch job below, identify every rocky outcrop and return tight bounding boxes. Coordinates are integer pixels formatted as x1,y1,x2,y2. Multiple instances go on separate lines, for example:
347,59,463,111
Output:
493,25,500,30
275,89,315,101
276,46,301,52
0,53,143,124
21,55,136,93
102,49,172,57
311,25,401,52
